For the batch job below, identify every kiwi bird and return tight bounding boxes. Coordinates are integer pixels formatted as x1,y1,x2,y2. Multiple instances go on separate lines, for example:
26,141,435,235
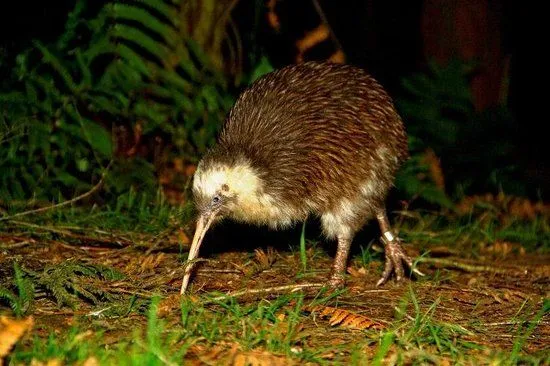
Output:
180,61,423,294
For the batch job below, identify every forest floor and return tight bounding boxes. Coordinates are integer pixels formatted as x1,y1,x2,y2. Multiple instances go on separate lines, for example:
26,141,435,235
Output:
0,195,549,365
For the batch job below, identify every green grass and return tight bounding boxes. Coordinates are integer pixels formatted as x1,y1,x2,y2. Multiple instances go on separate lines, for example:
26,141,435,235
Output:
1,189,193,234
11,298,189,365
398,210,550,253
7,290,548,365
0,263,34,317
1,201,549,364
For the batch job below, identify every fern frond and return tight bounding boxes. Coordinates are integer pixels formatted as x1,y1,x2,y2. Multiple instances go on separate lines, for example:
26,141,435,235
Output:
126,0,178,26
56,0,87,50
112,24,171,62
34,42,79,93
111,4,178,46
14,262,35,314
115,44,153,79
0,287,21,315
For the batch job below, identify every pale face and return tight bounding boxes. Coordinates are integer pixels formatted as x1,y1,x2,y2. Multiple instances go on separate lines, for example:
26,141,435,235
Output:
181,161,263,294
192,162,261,218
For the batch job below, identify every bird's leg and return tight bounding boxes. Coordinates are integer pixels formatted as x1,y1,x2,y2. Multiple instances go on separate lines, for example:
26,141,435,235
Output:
376,210,424,286
328,234,352,288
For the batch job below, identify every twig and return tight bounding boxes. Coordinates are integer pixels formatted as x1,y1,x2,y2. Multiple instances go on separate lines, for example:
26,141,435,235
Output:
481,321,550,327
87,306,112,317
196,269,243,275
208,283,326,301
419,257,526,275
0,240,32,249
0,161,112,222
6,220,131,247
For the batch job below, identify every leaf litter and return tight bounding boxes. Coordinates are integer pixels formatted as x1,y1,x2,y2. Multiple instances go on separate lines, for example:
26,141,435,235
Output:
0,203,549,364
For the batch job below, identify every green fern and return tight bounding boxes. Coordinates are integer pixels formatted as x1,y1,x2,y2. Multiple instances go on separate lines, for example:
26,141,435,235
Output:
0,262,35,316
0,287,22,316
24,262,124,309
0,0,237,203
395,154,454,209
397,59,523,197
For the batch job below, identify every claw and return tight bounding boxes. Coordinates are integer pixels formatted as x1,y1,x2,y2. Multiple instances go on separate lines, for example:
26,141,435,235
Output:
376,234,424,286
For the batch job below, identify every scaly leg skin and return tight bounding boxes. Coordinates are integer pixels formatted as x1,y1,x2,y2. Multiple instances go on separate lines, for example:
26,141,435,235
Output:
376,210,424,286
328,234,353,288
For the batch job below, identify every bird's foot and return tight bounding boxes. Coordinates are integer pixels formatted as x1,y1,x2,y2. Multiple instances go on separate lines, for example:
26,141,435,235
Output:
376,232,424,287
327,273,346,289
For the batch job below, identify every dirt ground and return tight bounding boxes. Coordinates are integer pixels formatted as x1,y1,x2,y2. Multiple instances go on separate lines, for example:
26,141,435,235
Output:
1,221,548,364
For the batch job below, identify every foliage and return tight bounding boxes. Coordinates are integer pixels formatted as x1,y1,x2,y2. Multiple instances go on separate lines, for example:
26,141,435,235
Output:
0,0,237,202
0,261,124,312
398,207,550,253
397,59,524,200
395,150,454,209
28,262,124,308
0,263,34,317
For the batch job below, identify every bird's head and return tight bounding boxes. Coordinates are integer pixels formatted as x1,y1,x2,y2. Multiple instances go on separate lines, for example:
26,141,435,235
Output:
181,159,261,293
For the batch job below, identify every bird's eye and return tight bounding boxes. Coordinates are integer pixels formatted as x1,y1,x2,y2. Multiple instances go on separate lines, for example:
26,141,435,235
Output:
212,195,221,204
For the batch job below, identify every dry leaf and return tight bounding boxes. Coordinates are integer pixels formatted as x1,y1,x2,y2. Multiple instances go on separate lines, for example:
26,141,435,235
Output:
0,316,34,359
232,349,292,366
304,305,383,330
178,229,191,245
74,330,94,342
421,148,445,191
81,357,99,366
456,193,549,221
482,241,525,257
254,247,276,269
328,50,346,63
347,266,367,278
266,0,280,31
140,253,166,273
157,294,182,318
195,345,227,365
29,358,62,366
295,24,330,62
190,343,293,366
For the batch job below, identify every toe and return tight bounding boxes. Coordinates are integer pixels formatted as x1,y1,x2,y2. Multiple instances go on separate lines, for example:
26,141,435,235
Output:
327,273,345,289
376,254,394,287
393,257,405,281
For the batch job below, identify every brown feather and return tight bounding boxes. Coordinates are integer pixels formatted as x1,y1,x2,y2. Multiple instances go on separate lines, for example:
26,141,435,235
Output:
199,62,407,235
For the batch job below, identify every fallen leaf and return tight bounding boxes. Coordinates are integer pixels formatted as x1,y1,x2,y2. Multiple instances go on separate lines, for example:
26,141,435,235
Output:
178,230,191,245
328,50,346,63
482,241,525,257
254,247,276,270
347,266,367,278
157,294,182,318
421,148,445,191
29,358,62,366
266,0,280,31
295,24,330,63
304,305,384,330
0,316,34,359
81,357,99,366
232,349,292,366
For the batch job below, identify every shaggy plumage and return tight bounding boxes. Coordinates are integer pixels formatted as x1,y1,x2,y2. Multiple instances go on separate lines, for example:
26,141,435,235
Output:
182,62,422,294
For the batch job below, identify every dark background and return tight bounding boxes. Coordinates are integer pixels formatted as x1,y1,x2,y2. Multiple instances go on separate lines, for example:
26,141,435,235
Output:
0,0,542,199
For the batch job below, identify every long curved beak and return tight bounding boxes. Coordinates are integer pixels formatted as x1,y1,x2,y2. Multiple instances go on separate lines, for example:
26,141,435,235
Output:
180,212,217,294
